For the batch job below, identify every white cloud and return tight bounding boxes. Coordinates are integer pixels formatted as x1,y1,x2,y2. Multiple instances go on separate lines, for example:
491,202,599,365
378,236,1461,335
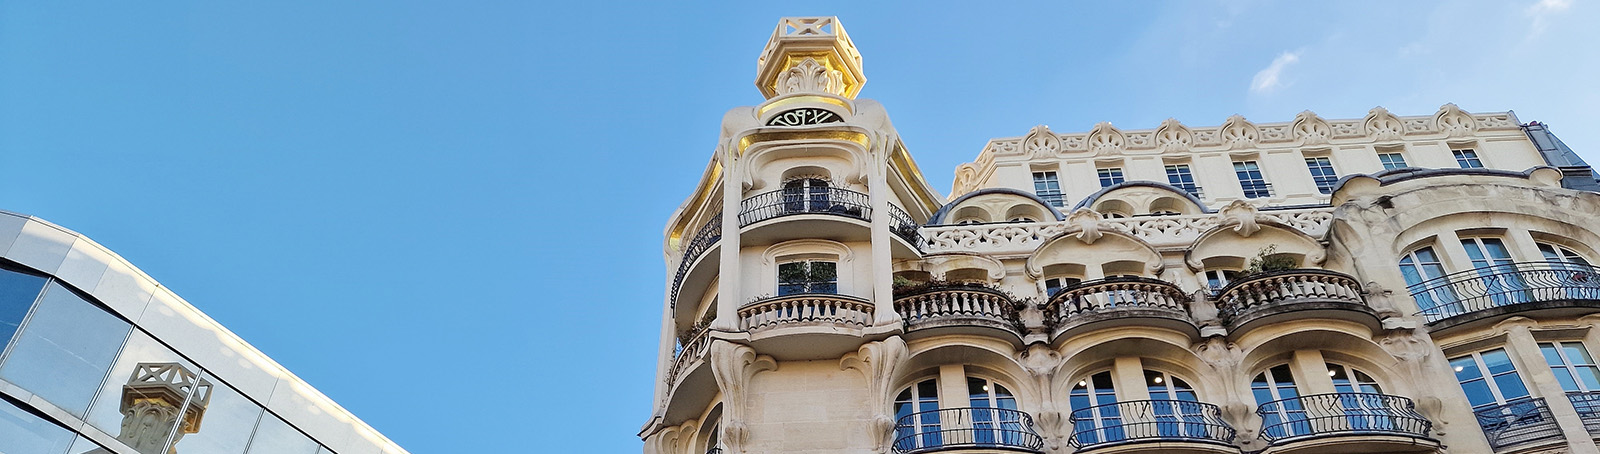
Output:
1527,0,1572,38
1250,51,1301,94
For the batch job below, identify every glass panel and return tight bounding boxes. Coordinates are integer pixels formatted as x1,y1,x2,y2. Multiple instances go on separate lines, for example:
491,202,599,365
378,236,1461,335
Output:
85,331,201,452
167,373,262,454
67,435,109,454
1493,373,1531,400
0,282,132,416
243,414,320,454
1552,368,1580,392
1565,343,1595,364
0,267,48,353
1482,349,1517,374
1579,366,1600,390
1542,344,1566,366
0,397,75,454
1459,379,1495,408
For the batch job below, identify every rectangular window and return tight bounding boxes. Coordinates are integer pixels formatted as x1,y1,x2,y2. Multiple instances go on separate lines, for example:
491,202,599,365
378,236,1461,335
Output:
1304,157,1338,194
778,261,838,295
1233,161,1271,198
1032,171,1064,207
1451,348,1531,410
0,282,131,417
1542,341,1600,392
1096,167,1124,188
1044,277,1081,298
1454,149,1484,168
1378,152,1408,170
1164,165,1202,198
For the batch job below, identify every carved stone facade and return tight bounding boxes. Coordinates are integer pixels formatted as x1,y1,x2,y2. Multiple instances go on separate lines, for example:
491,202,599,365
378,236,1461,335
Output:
646,16,1600,454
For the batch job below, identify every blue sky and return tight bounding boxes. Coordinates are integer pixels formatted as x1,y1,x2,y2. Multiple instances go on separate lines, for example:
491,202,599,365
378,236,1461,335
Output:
1,1,1594,452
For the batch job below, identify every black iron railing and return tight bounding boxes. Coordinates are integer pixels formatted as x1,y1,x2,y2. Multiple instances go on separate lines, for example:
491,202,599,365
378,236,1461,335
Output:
705,447,722,454
1475,398,1564,450
738,187,871,227
1067,400,1234,449
1571,391,1600,436
670,214,722,306
889,204,923,247
1409,262,1600,324
892,407,1045,454
1256,393,1431,443
1241,181,1274,199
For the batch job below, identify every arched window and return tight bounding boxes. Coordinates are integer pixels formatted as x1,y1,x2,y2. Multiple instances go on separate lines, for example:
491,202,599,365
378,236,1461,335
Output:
704,423,720,454
781,178,829,213
1540,243,1590,266
1462,237,1528,306
777,260,836,295
1069,371,1121,445
894,375,1032,452
1253,365,1304,439
1203,269,1241,293
894,379,941,450
1400,246,1452,313
967,378,1024,446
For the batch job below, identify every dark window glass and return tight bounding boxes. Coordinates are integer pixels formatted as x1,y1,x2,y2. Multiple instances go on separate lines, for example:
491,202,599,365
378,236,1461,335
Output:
1233,161,1271,198
1164,165,1202,198
778,261,837,295
1097,168,1124,188
0,266,48,355
1032,172,1064,207
1378,153,1408,170
1453,149,1484,168
1304,157,1338,194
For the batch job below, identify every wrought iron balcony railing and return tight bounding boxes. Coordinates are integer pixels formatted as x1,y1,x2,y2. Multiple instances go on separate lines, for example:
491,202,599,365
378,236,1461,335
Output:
1067,399,1234,449
670,214,722,306
665,327,710,386
737,294,873,332
1046,277,1191,331
1570,391,1600,437
738,187,871,227
894,285,1020,334
1256,393,1431,443
1475,398,1563,451
1215,269,1366,327
889,203,923,247
1409,262,1600,324
892,407,1045,454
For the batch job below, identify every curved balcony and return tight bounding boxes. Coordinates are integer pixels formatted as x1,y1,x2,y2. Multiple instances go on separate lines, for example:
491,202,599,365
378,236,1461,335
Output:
670,215,722,308
1215,269,1373,334
661,327,717,425
1067,400,1235,453
1410,262,1600,331
1474,398,1563,452
1046,277,1195,341
738,187,872,245
889,203,924,257
892,407,1045,454
894,285,1022,341
1257,393,1436,453
737,293,874,360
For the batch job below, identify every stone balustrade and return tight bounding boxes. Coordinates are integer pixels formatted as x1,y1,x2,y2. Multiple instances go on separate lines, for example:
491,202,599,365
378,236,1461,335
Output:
1047,277,1193,338
1215,269,1367,331
894,286,1020,335
738,294,874,331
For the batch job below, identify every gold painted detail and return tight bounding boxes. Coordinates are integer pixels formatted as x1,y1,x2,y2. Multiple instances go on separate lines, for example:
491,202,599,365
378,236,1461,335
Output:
738,130,871,154
669,161,723,249
757,94,852,117
890,142,944,214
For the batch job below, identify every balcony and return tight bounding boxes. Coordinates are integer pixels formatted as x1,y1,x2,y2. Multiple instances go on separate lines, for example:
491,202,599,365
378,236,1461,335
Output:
1474,398,1564,452
738,187,872,245
892,407,1045,454
894,285,1022,341
1215,269,1373,334
660,327,718,426
1046,277,1195,340
1573,391,1600,437
671,214,722,308
889,203,924,256
1067,400,1235,453
1257,393,1436,453
737,293,874,359
1409,262,1600,330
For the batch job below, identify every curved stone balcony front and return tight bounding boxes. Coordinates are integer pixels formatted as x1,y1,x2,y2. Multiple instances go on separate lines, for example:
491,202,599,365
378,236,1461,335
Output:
892,407,1045,454
1256,393,1437,453
737,293,874,359
1215,269,1374,334
1046,277,1196,341
894,285,1023,341
660,327,717,425
1409,262,1600,331
1067,399,1236,453
738,187,872,245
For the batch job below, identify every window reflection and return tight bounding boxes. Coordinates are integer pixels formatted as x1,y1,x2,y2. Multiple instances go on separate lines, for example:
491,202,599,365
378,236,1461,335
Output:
0,282,131,416
0,265,48,354
0,396,76,454
85,332,208,454
244,414,320,454
168,373,264,454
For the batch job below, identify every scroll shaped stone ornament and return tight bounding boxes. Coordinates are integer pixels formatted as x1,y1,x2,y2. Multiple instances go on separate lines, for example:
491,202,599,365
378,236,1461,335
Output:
1063,208,1104,244
709,340,778,454
1362,281,1406,320
1086,122,1125,154
1018,344,1064,450
776,57,845,96
1377,329,1445,436
952,163,980,196
1023,125,1061,157
1364,107,1404,141
1435,103,1477,137
1193,338,1258,448
840,337,910,453
1217,200,1262,237
1155,118,1193,153
1292,110,1332,145
1219,115,1258,150
643,424,683,454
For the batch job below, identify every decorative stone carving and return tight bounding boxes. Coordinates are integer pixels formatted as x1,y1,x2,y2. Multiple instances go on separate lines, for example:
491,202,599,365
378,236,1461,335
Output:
709,341,778,454
775,57,845,96
1219,115,1258,149
922,207,1335,255
1023,125,1061,157
1292,110,1333,145
1063,208,1104,244
1124,131,1154,149
840,337,910,453
1217,200,1262,237
1019,344,1064,450
1194,337,1242,370
1435,103,1477,137
109,363,212,454
1154,118,1193,153
1363,107,1404,141
1086,122,1125,154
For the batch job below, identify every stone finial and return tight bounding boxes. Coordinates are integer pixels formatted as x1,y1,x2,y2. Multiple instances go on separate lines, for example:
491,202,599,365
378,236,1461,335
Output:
117,362,213,454
754,17,867,99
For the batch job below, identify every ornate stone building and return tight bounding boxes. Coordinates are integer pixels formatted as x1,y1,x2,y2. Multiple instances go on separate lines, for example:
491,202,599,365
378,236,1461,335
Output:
642,16,1600,454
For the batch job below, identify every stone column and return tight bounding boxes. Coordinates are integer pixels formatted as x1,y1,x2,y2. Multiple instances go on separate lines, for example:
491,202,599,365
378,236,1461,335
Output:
715,151,742,332
869,143,899,325
1503,323,1600,452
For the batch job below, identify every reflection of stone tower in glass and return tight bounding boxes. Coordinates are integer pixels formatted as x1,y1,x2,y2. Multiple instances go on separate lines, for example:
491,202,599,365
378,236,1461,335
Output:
116,363,212,454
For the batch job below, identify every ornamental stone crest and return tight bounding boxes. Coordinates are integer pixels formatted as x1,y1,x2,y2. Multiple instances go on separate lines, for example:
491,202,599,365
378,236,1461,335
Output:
1292,110,1332,145
1086,122,1125,154
1219,115,1258,150
1435,103,1477,137
775,57,845,96
1155,118,1194,153
1023,125,1061,157
1364,107,1404,141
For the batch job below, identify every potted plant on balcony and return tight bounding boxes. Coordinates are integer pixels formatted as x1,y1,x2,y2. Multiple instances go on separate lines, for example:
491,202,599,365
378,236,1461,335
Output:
1239,244,1298,277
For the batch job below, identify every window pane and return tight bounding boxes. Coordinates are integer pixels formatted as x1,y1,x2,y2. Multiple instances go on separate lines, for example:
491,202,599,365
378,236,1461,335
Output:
0,282,131,416
1493,373,1531,400
243,414,320,454
1565,344,1595,364
67,435,109,454
84,332,201,451
1481,349,1517,374
1552,368,1580,392
0,267,48,352
0,397,75,454
1543,344,1566,366
169,375,264,454
1451,356,1483,381
1458,380,1495,408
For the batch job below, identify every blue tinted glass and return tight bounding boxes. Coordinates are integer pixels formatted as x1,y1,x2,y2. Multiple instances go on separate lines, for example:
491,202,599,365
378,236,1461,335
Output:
0,397,75,454
1483,239,1513,262
1458,380,1495,407
1451,357,1483,381
0,282,131,416
0,268,48,353
1494,373,1530,399
243,415,319,454
1482,350,1517,374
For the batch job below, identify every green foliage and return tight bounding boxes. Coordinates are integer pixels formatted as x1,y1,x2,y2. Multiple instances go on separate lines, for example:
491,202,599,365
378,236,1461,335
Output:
1242,244,1298,276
